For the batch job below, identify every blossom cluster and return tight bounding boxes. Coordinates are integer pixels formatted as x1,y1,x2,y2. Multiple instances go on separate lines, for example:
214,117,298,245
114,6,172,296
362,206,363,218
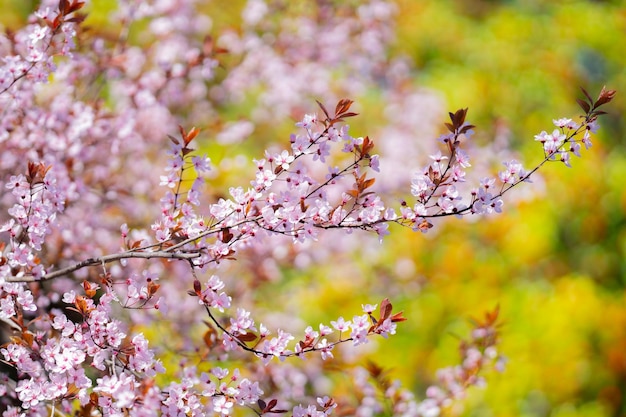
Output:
194,275,405,366
345,307,504,417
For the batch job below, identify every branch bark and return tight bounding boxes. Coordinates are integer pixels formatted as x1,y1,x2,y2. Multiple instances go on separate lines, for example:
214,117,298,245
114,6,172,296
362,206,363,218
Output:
6,251,200,283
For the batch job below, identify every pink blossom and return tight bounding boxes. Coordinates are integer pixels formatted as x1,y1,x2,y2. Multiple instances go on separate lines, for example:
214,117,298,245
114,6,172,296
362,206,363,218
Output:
331,317,351,332
361,303,377,313
192,154,211,172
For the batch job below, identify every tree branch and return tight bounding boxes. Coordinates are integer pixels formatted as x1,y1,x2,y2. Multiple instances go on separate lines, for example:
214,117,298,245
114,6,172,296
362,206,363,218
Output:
6,251,200,283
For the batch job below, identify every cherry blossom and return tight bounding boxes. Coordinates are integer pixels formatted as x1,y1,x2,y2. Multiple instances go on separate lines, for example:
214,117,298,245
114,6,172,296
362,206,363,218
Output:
0,0,616,415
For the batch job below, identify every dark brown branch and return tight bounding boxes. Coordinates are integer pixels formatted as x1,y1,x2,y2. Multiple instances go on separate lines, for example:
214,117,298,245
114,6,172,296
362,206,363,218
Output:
7,251,200,283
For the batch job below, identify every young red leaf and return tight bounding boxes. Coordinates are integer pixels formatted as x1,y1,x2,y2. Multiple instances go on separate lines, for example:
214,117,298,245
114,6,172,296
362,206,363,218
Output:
576,98,591,113
58,0,69,15
220,227,233,243
147,282,160,297
82,281,96,298
580,86,593,104
594,86,616,108
459,124,475,134
417,219,433,231
65,15,87,24
390,311,407,322
69,1,86,13
203,326,217,348
316,99,331,121
335,98,354,116
346,189,359,198
167,134,180,145
338,111,359,119
362,177,375,190
236,332,258,342
379,298,393,321
362,136,375,154
185,126,200,145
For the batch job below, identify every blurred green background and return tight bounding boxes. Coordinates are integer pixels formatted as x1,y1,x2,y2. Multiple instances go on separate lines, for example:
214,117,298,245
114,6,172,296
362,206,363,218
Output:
2,0,625,416
323,2,626,416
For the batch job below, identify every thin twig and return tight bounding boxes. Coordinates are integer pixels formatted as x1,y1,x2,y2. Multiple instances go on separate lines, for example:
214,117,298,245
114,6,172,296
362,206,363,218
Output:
6,251,200,283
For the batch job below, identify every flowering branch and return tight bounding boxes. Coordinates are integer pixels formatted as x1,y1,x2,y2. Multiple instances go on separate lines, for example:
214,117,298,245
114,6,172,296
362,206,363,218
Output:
0,0,85,95
3,89,616,287
192,273,406,364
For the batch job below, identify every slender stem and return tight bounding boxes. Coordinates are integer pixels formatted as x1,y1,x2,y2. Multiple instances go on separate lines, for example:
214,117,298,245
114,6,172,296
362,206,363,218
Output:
7,251,200,283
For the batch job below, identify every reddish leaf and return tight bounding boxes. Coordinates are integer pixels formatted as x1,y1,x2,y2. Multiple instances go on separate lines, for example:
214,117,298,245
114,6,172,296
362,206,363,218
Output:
346,189,359,198
457,108,468,126
236,332,258,342
66,14,87,24
58,0,69,14
390,311,407,322
483,305,500,327
580,86,593,104
417,219,433,231
220,227,233,243
82,281,96,298
316,100,331,121
68,1,86,13
362,177,375,190
52,15,62,30
203,326,217,348
22,332,34,346
365,360,385,378
594,86,616,108
335,98,354,116
379,298,392,321
576,98,591,113
459,124,475,134
147,282,160,296
185,126,200,145
362,136,375,154
261,398,286,413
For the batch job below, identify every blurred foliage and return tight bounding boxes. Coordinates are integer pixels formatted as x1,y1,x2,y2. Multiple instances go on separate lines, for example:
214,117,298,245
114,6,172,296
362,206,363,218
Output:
1,0,625,416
